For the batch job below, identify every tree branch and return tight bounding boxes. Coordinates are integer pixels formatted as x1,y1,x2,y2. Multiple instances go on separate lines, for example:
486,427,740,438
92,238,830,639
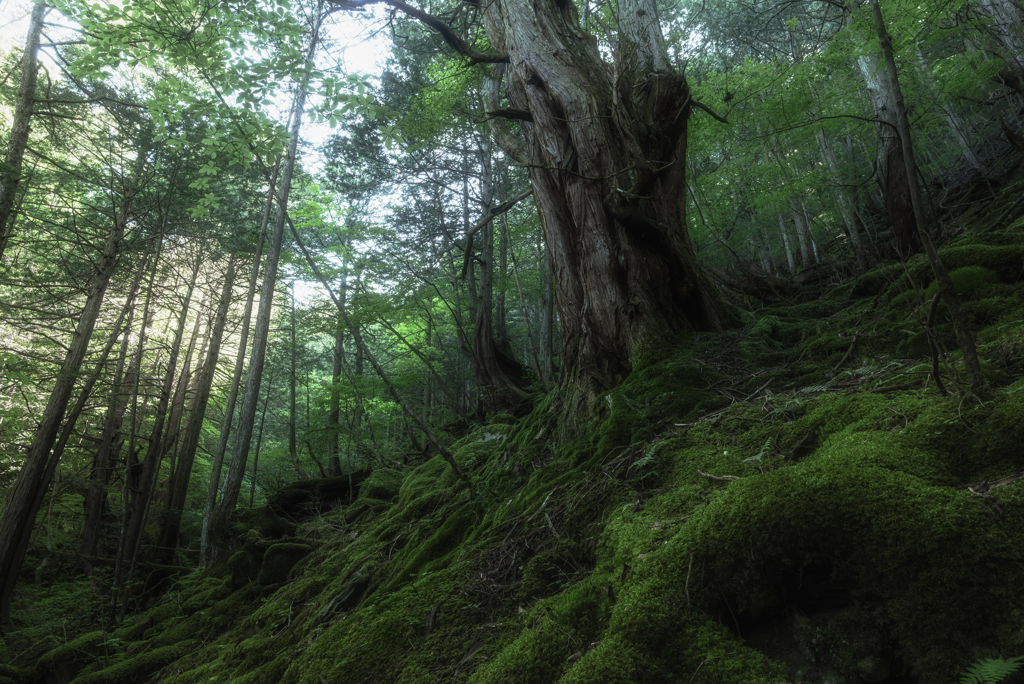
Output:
459,186,533,279
327,0,508,64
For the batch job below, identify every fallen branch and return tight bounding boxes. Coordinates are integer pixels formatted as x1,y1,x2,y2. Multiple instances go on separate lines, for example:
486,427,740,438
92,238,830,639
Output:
697,471,738,482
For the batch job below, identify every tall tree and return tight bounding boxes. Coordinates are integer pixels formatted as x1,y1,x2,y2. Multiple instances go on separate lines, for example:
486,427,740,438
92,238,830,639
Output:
209,4,324,554
342,0,726,413
0,0,46,261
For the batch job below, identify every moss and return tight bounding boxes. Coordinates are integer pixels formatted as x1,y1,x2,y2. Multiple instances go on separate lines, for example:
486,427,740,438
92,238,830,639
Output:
906,244,1024,286
0,665,26,681
33,630,112,681
231,506,296,539
359,468,406,501
70,641,191,684
257,543,313,586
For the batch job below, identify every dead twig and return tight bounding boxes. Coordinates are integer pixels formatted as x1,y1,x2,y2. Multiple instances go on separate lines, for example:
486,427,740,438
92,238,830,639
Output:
697,471,739,482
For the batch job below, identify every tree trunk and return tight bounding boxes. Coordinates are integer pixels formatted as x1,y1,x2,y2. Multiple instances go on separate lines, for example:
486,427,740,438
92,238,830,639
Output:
249,372,274,507
868,0,988,396
538,238,556,389
156,259,237,566
814,127,866,268
81,250,150,567
289,281,310,480
113,256,201,616
199,167,273,563
472,136,530,413
0,0,45,261
327,241,349,477
0,182,135,622
480,0,724,408
778,215,797,273
209,10,322,555
852,16,919,256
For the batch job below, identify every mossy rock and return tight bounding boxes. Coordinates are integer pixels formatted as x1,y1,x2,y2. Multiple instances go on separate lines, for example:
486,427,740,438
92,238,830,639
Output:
358,468,406,502
231,506,296,540
257,543,313,586
33,630,111,682
922,266,1001,302
907,244,1024,286
0,665,25,681
69,641,191,684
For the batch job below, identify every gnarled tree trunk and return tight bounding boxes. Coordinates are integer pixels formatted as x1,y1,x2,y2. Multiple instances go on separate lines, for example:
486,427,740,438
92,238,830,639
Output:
481,0,724,404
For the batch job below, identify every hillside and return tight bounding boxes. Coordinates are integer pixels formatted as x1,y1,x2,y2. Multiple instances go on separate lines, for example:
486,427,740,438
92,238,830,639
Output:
6,176,1024,684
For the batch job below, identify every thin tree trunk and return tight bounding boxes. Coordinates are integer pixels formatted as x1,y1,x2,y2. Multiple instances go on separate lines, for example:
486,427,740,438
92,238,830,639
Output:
156,259,237,566
249,372,274,508
286,218,472,488
0,180,136,622
210,9,323,555
472,135,530,413
868,0,988,396
778,215,797,273
0,0,45,261
199,167,274,563
81,240,153,567
113,256,201,617
538,239,556,390
289,281,309,480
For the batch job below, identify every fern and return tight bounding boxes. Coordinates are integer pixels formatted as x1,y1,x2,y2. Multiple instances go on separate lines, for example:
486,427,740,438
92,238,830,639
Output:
744,436,775,463
960,656,1024,684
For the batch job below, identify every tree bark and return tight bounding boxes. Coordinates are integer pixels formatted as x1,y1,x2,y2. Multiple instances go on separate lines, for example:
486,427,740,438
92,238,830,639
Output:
476,0,724,405
472,135,530,413
0,179,136,622
209,9,322,556
288,281,310,480
868,0,988,396
0,0,46,261
852,10,919,256
81,243,152,567
156,259,237,566
199,167,273,563
538,238,556,390
113,255,201,617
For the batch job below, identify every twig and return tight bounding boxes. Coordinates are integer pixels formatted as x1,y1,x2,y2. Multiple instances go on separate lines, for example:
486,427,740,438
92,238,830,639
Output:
684,553,694,614
697,471,738,482
743,379,772,402
832,332,860,372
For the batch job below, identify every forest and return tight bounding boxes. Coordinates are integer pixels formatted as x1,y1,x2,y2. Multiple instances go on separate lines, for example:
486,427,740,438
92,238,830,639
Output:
1,0,1024,681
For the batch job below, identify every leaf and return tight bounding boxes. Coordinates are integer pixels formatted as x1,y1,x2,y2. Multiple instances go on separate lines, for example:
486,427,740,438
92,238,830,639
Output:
960,657,1024,684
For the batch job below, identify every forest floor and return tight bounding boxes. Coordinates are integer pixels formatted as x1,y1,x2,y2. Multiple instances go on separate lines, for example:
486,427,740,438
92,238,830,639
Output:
6,175,1024,684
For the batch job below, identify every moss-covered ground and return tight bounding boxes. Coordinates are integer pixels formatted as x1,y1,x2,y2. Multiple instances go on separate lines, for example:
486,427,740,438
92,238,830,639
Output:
16,180,1024,684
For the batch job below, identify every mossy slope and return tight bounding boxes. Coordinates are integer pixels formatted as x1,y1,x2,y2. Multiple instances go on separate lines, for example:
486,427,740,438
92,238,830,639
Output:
27,201,1024,684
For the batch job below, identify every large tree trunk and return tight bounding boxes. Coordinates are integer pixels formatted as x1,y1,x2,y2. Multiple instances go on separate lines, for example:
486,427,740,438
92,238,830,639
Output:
868,0,988,396
482,0,724,404
0,0,45,261
853,21,919,255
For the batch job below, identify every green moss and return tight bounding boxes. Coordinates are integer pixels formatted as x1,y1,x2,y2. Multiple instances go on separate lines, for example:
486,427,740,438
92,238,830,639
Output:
257,543,313,586
906,244,1024,287
231,506,296,539
70,641,191,684
33,631,112,681
359,468,406,501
